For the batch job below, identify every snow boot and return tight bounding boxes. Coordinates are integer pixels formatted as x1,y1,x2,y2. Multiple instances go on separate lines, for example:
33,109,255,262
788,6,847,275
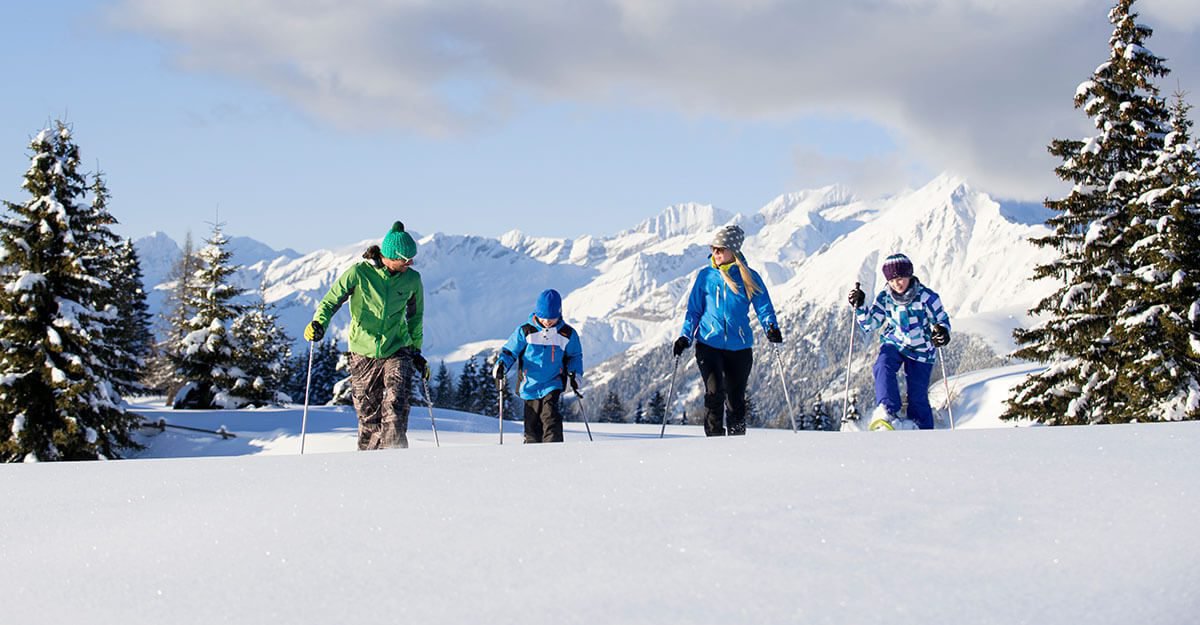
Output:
868,405,898,431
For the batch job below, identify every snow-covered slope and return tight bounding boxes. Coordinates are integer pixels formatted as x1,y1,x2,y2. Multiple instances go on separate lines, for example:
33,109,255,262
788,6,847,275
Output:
4,365,1198,625
134,173,1056,367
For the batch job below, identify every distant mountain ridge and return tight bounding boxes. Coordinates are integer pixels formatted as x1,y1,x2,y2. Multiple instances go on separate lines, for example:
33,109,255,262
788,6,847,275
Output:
134,174,1056,388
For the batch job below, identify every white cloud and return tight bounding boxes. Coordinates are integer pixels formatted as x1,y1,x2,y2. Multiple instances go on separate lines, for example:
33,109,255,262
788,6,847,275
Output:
790,148,926,201
111,0,1200,201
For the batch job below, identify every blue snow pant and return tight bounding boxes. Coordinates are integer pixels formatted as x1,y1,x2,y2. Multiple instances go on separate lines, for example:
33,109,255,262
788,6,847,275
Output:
873,343,935,430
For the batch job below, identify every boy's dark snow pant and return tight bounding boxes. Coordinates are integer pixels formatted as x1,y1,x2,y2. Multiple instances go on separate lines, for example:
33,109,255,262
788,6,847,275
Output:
524,390,564,443
873,343,935,430
694,341,754,436
348,351,413,450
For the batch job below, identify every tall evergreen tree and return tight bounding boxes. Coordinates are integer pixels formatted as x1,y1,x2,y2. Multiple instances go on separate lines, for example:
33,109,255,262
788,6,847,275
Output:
169,222,246,408
80,174,152,398
455,355,479,412
1108,93,1200,420
1007,0,1170,424
0,122,140,460
432,360,454,408
107,238,154,396
231,287,293,406
474,353,510,417
144,231,198,397
647,389,666,425
599,389,625,423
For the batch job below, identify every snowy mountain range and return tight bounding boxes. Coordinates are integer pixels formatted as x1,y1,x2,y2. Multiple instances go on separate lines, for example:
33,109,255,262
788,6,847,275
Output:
134,173,1058,416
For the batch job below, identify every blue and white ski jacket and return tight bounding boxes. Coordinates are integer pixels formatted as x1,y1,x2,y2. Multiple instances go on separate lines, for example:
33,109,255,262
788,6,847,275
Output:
855,278,951,364
497,314,584,401
679,260,778,352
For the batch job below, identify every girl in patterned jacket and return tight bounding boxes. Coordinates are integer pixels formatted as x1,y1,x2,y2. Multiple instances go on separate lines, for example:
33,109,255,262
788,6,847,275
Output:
848,253,951,430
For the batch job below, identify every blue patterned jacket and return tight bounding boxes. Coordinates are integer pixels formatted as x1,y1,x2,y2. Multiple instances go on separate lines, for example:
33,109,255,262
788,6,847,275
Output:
855,278,951,364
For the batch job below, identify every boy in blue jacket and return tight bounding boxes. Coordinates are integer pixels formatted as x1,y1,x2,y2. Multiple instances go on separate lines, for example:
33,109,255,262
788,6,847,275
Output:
848,253,951,430
493,289,584,443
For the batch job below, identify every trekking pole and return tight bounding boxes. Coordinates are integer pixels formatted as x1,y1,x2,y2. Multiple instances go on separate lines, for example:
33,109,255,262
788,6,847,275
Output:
572,388,594,442
841,282,860,424
419,376,440,447
659,355,681,439
770,344,799,433
938,348,956,430
497,377,505,445
299,339,314,455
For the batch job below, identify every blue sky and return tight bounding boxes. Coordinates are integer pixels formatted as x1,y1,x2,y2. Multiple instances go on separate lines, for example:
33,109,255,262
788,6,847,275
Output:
2,1,1198,253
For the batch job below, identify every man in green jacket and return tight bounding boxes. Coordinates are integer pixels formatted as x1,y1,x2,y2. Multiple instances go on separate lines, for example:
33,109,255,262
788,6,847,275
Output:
304,221,429,450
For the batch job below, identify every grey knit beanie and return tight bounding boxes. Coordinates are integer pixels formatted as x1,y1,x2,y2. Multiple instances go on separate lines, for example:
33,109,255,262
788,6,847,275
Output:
710,225,745,252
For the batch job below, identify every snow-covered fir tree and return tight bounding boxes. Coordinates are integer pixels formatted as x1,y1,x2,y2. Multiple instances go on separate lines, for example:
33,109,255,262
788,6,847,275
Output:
431,361,454,408
108,238,153,395
144,232,198,396
600,389,625,423
473,354,495,416
1108,93,1200,420
455,355,479,412
82,174,152,398
474,353,514,417
804,394,831,431
647,389,666,425
0,122,140,461
1007,0,1171,424
231,288,294,406
169,222,247,409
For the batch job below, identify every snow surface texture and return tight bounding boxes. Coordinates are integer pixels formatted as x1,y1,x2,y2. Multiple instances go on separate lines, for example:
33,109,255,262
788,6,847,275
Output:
2,367,1198,624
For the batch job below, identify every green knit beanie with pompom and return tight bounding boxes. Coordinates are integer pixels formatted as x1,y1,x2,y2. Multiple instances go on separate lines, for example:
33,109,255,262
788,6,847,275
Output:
380,221,417,260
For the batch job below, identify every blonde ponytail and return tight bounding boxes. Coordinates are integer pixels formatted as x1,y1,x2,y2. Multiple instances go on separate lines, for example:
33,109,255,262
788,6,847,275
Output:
715,253,763,299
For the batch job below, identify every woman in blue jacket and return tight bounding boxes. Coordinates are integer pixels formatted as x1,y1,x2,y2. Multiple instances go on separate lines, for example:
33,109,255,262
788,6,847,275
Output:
493,289,584,443
674,225,782,436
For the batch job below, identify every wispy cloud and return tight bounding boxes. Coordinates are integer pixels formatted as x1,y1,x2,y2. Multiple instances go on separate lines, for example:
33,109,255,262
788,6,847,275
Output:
110,0,1200,201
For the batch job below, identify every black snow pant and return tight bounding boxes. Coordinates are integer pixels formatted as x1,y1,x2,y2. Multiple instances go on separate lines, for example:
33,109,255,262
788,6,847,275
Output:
348,350,413,450
524,390,564,443
694,341,754,437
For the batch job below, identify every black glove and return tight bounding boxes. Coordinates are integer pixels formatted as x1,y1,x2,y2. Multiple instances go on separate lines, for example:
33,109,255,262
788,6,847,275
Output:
931,324,950,347
304,321,325,342
412,350,430,380
765,324,783,343
568,372,580,393
492,361,506,381
848,285,866,308
672,336,691,357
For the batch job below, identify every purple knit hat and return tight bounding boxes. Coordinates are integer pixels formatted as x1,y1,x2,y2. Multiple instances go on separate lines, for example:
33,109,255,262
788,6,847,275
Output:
882,253,914,280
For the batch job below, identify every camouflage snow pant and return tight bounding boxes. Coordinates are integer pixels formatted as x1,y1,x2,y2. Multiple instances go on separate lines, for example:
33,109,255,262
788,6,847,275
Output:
348,351,413,450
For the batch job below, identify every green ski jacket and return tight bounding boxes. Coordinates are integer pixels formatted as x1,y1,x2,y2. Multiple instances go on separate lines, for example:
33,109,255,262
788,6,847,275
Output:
312,261,424,358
